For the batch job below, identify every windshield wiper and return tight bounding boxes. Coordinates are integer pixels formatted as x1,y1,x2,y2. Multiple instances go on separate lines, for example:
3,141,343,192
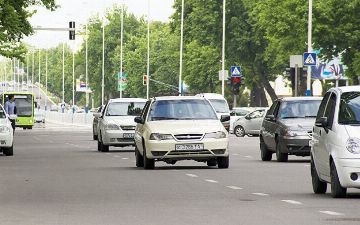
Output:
281,116,301,119
305,116,317,118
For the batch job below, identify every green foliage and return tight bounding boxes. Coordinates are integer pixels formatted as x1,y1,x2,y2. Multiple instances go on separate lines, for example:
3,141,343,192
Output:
0,0,56,58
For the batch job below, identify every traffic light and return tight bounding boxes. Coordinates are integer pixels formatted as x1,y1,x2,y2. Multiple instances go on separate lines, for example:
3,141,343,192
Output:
69,21,75,40
143,74,147,85
232,77,241,95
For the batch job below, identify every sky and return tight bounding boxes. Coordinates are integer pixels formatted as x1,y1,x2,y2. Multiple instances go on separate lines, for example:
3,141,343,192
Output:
24,0,175,50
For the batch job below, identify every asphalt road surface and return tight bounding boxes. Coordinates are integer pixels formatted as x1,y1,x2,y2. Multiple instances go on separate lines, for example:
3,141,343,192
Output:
1,122,359,225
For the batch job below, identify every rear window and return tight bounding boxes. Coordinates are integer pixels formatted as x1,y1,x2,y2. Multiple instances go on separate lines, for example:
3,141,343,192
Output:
208,99,229,113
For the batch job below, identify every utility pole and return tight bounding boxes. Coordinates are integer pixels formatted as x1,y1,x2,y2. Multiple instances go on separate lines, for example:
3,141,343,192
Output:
102,18,105,105
178,0,184,96
146,0,150,99
32,49,35,94
221,0,226,96
62,43,65,104
38,49,41,105
45,50,48,111
85,23,89,111
72,50,75,107
306,0,312,96
120,4,124,98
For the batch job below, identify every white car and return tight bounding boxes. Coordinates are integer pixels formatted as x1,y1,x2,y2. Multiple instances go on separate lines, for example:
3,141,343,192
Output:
311,86,360,198
196,93,230,131
96,98,147,152
134,96,230,169
0,106,14,156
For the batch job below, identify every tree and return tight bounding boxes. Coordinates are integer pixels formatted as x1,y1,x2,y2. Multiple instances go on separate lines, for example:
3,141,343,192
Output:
0,0,56,59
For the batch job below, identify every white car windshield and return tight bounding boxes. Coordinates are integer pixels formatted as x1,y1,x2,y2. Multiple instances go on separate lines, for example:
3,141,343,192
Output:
279,100,321,119
148,99,218,121
339,92,360,125
105,102,145,116
208,99,229,113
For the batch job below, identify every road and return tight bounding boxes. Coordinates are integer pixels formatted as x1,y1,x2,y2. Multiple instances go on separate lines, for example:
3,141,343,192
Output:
0,123,359,225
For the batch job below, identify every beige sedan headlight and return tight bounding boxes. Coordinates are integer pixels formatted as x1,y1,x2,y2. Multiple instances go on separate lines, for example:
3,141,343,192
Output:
149,133,174,141
204,131,227,139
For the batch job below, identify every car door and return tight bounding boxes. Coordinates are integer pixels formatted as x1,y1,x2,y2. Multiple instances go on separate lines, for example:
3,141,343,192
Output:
246,110,265,134
262,101,279,150
135,100,151,153
312,93,330,171
315,92,336,178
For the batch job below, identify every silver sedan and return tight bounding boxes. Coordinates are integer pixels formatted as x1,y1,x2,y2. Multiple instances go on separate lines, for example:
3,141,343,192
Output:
233,109,266,137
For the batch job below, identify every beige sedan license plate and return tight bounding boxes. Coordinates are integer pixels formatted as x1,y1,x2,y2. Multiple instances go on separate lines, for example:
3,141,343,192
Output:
175,144,204,151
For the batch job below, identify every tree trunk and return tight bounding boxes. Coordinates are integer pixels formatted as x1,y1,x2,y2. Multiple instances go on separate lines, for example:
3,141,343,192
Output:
259,71,277,102
250,84,268,107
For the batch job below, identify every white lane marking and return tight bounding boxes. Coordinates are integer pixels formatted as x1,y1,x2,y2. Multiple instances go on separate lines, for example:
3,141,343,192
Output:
319,211,344,216
226,186,243,190
281,200,302,205
105,153,111,155
186,174,198,178
232,153,239,156
252,193,269,196
122,157,129,160
205,179,218,183
244,155,253,159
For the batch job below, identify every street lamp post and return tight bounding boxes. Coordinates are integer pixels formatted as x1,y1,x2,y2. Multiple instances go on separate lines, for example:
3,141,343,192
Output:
178,0,184,96
221,0,226,96
72,49,75,107
306,0,313,96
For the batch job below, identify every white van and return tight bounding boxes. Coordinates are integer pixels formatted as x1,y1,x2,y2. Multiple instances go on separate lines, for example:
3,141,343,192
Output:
196,93,230,131
311,86,360,198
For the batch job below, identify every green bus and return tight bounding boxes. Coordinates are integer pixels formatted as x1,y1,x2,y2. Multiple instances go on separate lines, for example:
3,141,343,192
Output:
1,92,35,129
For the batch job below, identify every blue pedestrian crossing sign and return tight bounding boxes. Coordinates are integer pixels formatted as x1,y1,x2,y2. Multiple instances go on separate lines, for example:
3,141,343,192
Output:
231,66,242,77
303,52,317,66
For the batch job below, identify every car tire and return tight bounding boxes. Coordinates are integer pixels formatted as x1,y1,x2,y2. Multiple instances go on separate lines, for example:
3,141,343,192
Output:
3,145,13,156
98,133,109,152
97,139,101,152
217,156,229,168
234,126,245,137
93,134,98,141
276,141,288,162
330,161,347,198
311,157,327,194
260,137,272,161
207,159,217,167
135,146,144,167
143,144,154,169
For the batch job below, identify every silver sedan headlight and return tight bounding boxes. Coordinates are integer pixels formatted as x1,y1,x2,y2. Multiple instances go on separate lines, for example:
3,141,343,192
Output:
105,123,120,130
204,131,227,139
346,137,360,154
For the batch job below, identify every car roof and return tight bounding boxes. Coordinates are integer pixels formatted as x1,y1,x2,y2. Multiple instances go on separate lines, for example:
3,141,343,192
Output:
195,93,225,99
153,96,206,101
109,98,147,103
329,86,360,94
280,96,323,101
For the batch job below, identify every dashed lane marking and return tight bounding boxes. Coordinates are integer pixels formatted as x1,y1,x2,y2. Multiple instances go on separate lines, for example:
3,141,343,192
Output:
186,174,198,178
281,200,302,205
244,155,253,159
252,193,269,196
319,211,344,216
232,153,239,156
205,179,218,183
122,157,129,160
226,186,243,190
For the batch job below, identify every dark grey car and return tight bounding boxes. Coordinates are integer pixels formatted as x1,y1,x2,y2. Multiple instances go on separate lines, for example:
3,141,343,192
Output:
259,97,322,162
